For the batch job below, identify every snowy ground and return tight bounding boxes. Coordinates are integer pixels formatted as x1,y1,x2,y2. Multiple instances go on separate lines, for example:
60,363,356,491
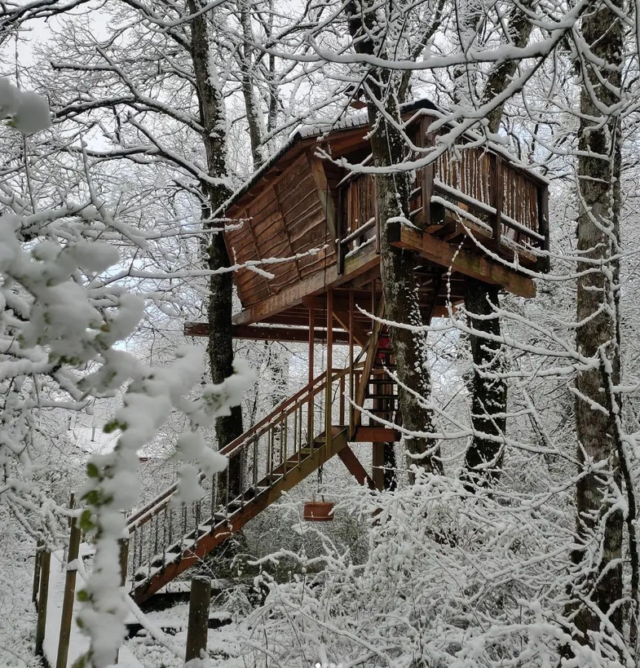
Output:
0,533,248,668
41,547,143,668
128,603,245,668
0,522,42,668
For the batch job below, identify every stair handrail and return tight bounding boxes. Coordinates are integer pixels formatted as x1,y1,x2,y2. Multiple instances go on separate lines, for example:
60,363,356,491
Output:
126,365,359,530
219,366,356,460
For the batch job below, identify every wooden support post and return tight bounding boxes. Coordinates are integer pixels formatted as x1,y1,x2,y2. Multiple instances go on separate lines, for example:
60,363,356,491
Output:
67,493,75,526
372,443,385,491
370,285,382,488
185,575,211,663
56,516,81,668
325,290,334,452
353,299,385,435
374,180,381,254
337,187,345,275
308,303,315,443
33,539,43,605
35,549,51,657
62,493,75,567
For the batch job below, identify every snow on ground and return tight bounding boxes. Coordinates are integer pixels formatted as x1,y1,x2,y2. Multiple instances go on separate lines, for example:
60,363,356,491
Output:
0,522,252,668
0,517,42,668
128,602,245,668
42,547,143,668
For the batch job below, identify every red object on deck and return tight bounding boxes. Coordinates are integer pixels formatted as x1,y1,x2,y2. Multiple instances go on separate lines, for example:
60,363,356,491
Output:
303,501,335,522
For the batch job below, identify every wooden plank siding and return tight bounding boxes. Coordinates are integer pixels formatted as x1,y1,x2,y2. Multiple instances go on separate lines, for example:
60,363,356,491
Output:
225,151,337,307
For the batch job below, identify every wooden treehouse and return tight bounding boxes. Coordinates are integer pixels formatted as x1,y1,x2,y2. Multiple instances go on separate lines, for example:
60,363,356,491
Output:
125,100,550,603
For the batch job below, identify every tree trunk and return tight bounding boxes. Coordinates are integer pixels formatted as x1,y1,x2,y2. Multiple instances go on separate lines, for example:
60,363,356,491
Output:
461,0,533,487
346,1,441,475
482,1,534,136
569,0,624,646
189,0,244,494
238,0,265,169
462,278,506,489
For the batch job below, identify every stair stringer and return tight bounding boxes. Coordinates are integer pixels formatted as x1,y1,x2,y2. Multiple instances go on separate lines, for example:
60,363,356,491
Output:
131,427,349,604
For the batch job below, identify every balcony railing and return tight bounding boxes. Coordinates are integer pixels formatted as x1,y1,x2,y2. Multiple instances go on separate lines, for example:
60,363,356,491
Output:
337,144,549,274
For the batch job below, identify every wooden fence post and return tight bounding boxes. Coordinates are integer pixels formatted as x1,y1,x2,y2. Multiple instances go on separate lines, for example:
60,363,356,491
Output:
185,576,211,663
119,536,129,587
35,549,51,657
56,515,81,668
33,539,44,605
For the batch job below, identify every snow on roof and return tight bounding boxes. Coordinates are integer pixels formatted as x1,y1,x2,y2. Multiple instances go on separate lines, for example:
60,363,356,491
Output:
215,97,548,218
294,98,438,138
215,98,438,217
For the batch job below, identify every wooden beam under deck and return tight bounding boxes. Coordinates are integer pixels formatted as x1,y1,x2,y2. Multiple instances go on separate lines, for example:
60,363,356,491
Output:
232,241,380,327
227,217,533,335
387,222,536,299
184,322,351,344
230,242,465,330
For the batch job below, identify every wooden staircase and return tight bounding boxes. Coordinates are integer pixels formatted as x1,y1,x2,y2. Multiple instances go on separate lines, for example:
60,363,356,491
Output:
125,285,450,603
125,364,393,604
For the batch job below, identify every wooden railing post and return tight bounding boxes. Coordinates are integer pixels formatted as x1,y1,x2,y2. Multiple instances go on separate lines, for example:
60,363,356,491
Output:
185,576,211,663
491,154,503,250
56,515,81,668
537,185,550,272
119,535,129,587
35,548,51,657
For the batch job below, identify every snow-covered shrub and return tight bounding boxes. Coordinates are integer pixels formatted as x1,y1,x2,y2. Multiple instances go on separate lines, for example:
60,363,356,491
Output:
243,470,623,668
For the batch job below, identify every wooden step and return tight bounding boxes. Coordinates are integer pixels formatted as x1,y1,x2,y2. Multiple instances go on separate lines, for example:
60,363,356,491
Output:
366,394,398,400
